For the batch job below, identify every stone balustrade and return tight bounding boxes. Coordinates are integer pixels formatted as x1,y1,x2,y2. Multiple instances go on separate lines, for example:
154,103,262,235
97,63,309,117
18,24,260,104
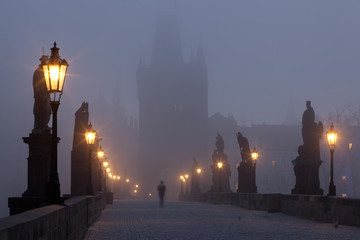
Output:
0,193,110,240
179,192,360,226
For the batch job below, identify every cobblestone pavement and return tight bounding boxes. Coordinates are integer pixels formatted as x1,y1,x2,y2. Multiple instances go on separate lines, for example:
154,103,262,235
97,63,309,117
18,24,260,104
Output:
84,200,360,240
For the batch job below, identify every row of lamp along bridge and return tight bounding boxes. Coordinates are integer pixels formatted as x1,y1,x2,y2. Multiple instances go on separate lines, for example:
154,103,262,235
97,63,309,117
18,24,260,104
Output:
23,42,137,206
179,124,339,197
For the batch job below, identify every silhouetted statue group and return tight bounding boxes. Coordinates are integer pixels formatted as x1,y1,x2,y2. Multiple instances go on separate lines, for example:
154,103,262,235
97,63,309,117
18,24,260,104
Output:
206,100,323,195
210,134,231,192
292,101,323,195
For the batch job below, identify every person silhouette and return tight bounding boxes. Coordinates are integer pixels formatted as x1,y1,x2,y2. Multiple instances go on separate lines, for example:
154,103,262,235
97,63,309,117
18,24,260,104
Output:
157,180,166,207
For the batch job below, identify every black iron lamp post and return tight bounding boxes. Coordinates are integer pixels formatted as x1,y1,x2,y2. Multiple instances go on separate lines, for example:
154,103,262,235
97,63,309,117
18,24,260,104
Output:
103,160,109,192
42,42,69,204
327,123,338,196
217,162,223,192
97,146,104,191
251,147,259,193
179,175,184,194
85,123,96,195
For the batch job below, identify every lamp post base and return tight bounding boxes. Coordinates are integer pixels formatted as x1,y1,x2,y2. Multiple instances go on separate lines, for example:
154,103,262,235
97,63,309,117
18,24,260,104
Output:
46,175,62,204
328,184,336,197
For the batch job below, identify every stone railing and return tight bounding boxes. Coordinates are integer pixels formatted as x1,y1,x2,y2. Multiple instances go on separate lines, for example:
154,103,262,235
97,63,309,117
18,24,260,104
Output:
0,192,110,240
179,192,360,226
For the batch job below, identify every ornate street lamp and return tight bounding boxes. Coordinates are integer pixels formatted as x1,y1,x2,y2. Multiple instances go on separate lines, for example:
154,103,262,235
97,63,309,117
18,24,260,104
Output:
97,146,104,160
42,42,68,204
251,147,259,163
217,162,223,192
327,123,338,196
85,123,96,194
179,175,184,194
185,174,189,194
251,147,259,193
97,146,104,191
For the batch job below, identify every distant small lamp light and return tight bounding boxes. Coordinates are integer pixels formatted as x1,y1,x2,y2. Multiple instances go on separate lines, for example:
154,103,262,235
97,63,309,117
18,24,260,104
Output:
126,178,130,183
135,184,139,188
349,143,353,151
148,193,152,197
251,147,259,163
117,176,120,180
342,193,347,198
109,173,112,178
97,146,104,160
134,190,137,193
180,175,184,180
106,167,110,173
103,161,109,168
197,168,202,174
85,124,96,145
217,162,223,169
185,174,189,179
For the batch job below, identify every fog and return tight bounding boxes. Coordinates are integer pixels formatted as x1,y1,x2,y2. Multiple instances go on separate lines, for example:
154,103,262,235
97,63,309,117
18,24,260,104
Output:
1,0,360,217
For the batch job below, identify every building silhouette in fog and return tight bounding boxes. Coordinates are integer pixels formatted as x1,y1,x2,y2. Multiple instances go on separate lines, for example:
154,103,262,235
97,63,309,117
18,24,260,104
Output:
137,15,208,198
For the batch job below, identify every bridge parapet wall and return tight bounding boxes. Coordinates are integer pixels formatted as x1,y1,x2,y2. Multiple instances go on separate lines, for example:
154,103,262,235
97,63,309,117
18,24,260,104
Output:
180,193,360,226
0,193,108,240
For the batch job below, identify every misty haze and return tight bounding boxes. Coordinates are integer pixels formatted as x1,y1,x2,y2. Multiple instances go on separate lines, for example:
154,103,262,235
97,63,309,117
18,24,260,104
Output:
1,0,360,239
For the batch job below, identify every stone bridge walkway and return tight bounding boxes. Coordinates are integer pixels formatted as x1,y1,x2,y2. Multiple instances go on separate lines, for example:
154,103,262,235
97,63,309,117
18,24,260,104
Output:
84,199,360,240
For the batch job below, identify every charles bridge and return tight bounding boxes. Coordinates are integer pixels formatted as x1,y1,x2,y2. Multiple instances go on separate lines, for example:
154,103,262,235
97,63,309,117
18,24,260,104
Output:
1,42,360,239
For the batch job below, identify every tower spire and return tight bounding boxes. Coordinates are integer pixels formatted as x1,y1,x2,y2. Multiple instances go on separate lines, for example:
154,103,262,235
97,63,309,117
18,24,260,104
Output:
150,15,183,69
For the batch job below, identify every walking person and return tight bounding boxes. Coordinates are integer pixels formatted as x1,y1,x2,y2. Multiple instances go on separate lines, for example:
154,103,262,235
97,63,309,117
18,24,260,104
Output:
157,180,166,207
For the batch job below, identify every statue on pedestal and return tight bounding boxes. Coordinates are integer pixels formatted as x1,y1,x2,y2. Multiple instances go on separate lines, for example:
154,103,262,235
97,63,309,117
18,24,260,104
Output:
191,158,201,194
291,101,323,195
32,55,51,133
209,133,231,192
237,132,257,193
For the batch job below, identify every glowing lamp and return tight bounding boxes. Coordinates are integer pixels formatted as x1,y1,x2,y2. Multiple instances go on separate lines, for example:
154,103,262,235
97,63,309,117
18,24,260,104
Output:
197,168,202,174
217,162,223,169
85,124,96,145
97,146,104,160
103,161,109,168
42,42,68,97
185,174,189,179
327,123,338,151
251,147,259,162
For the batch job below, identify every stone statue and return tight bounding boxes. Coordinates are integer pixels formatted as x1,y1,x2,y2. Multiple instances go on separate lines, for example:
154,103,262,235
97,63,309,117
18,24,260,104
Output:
236,132,257,193
215,133,225,154
32,55,51,133
209,133,231,192
71,102,90,195
236,132,251,163
292,101,323,195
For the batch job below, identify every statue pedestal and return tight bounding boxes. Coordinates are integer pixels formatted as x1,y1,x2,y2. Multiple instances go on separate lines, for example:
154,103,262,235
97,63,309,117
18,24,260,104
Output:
291,159,323,195
22,131,53,197
237,162,257,193
8,130,59,215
